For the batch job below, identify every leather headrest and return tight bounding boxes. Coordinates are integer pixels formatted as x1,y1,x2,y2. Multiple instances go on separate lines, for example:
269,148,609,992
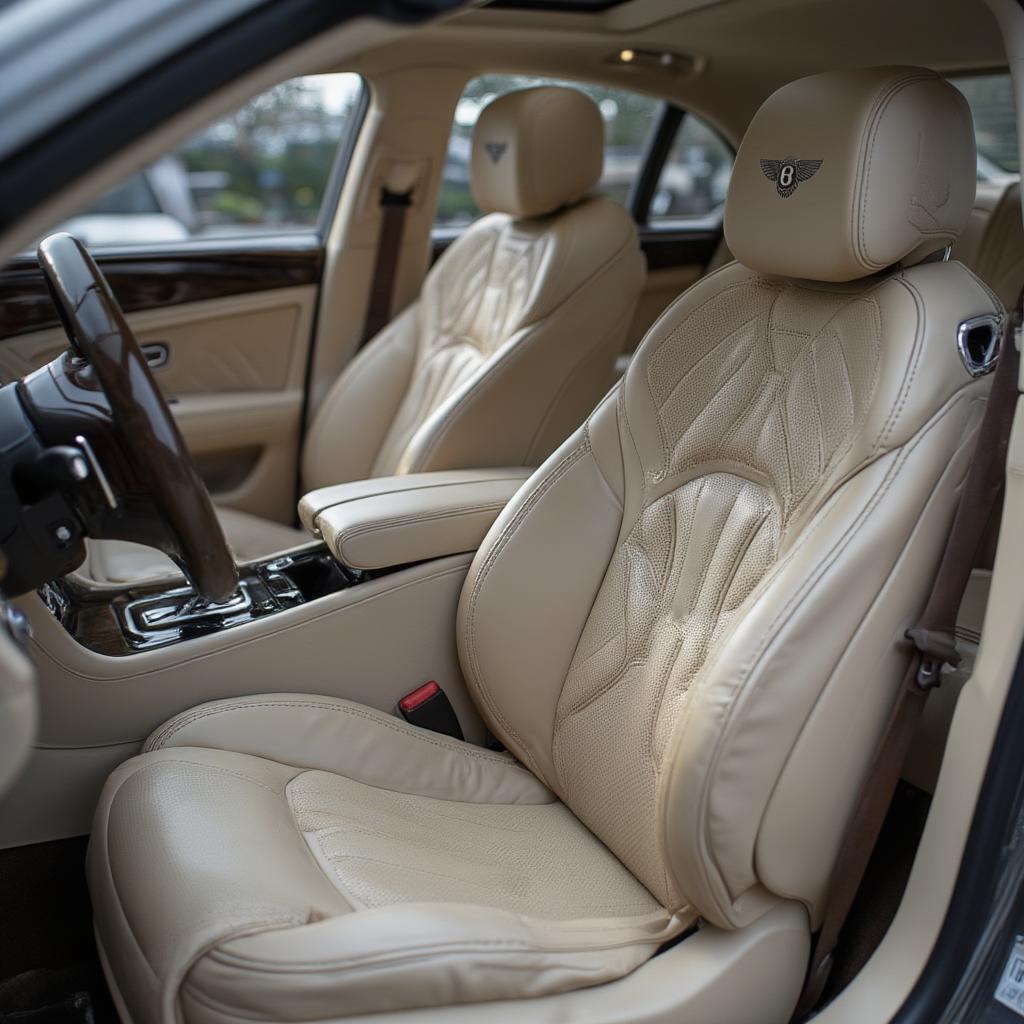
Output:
470,86,603,219
725,67,976,282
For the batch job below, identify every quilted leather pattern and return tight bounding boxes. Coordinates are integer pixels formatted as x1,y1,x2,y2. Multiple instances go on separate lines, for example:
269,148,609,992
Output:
555,476,780,902
644,278,881,510
550,276,882,903
462,251,995,928
289,769,662,918
372,218,550,475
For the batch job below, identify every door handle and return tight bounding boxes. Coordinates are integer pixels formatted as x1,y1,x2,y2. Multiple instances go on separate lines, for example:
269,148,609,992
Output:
141,342,169,369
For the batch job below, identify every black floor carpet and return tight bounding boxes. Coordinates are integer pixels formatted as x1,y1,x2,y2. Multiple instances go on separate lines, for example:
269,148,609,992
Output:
0,839,116,1024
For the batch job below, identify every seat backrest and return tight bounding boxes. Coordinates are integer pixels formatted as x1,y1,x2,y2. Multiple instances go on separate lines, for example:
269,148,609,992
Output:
459,67,997,931
955,179,1024,309
302,86,644,491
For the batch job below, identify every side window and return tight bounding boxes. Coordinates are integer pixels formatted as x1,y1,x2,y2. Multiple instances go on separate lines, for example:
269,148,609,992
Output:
647,114,733,223
55,73,365,248
435,74,660,230
950,74,1019,182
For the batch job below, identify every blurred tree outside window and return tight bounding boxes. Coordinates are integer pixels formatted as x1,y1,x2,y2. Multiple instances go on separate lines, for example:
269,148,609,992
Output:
52,73,364,248
951,74,1019,182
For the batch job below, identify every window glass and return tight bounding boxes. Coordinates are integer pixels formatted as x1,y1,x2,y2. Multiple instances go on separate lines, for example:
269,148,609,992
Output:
53,73,364,247
951,74,1019,181
647,114,733,223
436,74,661,229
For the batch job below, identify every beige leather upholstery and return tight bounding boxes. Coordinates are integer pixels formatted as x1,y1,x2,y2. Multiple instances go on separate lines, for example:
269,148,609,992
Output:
955,180,1024,309
80,507,308,586
0,623,36,798
725,67,975,281
300,469,532,570
298,468,532,533
302,195,642,487
82,86,643,587
90,697,684,1021
89,67,997,1022
469,86,604,219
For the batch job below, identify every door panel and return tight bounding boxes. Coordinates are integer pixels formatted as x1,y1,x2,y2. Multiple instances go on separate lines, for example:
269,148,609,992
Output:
0,271,317,524
0,237,322,339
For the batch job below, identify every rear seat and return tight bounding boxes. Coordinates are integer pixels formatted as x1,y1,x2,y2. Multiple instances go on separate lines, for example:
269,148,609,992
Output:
904,178,1021,792
956,179,1024,309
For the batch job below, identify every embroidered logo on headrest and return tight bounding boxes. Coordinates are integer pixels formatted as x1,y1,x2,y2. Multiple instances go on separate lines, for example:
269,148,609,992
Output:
760,158,823,198
484,142,508,165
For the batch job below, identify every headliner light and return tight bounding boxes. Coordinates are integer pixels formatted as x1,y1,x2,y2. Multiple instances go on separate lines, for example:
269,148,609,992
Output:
606,48,696,75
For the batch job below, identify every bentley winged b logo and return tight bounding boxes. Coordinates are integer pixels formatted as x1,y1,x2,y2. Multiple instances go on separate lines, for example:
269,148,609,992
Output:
484,142,507,164
760,157,823,198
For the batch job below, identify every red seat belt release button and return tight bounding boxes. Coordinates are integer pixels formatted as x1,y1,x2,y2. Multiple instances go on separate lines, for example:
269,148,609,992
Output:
398,681,463,740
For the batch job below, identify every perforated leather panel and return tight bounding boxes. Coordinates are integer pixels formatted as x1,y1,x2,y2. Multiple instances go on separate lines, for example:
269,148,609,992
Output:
461,257,997,920
372,217,550,475
551,275,882,903
289,770,662,919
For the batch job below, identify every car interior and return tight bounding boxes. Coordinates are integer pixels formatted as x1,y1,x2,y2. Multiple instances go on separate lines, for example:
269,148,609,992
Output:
2,0,1024,1021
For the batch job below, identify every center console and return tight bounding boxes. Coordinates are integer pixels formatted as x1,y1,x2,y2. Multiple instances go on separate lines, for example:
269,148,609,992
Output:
6,469,535,847
39,545,373,656
36,468,533,659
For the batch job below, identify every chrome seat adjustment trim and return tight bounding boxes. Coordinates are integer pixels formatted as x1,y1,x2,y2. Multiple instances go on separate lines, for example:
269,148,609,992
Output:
957,313,1002,378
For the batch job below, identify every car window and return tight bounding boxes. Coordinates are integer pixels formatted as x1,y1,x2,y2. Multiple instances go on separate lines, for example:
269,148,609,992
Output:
435,74,661,229
51,73,365,248
950,74,1019,183
647,114,733,223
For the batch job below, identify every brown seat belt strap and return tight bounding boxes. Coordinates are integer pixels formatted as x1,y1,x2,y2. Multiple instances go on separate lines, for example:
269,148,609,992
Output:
360,185,414,348
794,289,1022,1019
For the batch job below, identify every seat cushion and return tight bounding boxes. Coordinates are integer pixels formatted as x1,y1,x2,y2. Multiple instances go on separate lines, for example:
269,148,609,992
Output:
79,506,308,586
88,695,687,1024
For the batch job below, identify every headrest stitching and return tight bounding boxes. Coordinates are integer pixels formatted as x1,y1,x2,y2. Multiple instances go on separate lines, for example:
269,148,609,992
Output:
855,72,938,273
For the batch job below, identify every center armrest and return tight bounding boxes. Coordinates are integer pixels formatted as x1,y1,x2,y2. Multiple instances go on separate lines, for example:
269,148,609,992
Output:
298,469,533,570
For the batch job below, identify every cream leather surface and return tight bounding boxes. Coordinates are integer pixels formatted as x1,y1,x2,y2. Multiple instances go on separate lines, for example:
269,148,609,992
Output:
0,623,36,799
956,180,1024,309
79,507,307,586
302,469,532,569
298,468,528,533
89,67,995,1022
469,85,603,219
90,697,684,1020
82,86,643,586
302,194,643,486
725,67,975,281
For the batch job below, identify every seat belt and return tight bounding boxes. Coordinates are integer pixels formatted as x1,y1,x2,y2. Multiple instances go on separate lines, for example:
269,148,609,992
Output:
360,175,415,348
794,290,1022,1019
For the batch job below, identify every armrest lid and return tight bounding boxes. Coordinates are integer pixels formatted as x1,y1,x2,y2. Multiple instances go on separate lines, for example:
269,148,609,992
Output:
300,469,532,570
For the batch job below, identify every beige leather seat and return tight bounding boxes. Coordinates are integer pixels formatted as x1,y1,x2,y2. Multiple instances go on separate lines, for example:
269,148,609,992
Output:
955,179,1024,308
82,85,644,584
88,67,997,1023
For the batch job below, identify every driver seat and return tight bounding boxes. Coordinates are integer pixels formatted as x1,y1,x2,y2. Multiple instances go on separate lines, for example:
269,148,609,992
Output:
88,67,994,1023
78,85,644,586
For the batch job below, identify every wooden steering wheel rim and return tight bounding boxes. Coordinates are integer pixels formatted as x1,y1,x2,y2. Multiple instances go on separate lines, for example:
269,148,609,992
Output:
36,233,238,602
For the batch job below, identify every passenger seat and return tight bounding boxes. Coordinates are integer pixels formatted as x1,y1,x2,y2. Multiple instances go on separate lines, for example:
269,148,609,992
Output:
79,86,645,585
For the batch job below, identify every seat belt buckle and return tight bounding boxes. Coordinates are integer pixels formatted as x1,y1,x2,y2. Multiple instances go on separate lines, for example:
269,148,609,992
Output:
398,681,464,740
906,627,961,691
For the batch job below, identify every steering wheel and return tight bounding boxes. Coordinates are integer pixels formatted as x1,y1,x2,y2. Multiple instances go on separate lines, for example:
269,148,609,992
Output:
35,233,238,602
